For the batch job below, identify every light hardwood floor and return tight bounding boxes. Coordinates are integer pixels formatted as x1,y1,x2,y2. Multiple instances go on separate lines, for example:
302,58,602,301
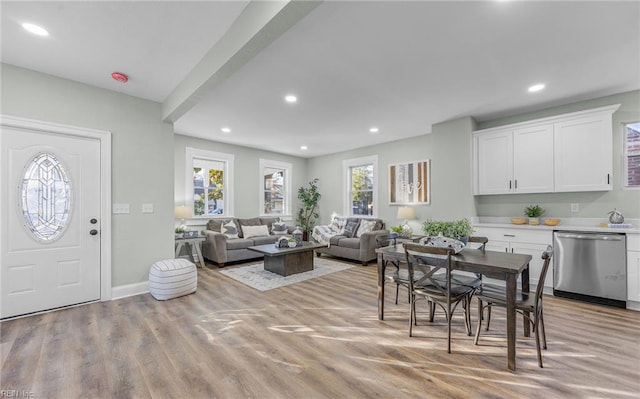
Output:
2,258,640,399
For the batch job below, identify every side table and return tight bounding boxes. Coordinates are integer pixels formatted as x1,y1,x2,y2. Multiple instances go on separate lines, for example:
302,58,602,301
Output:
175,235,206,268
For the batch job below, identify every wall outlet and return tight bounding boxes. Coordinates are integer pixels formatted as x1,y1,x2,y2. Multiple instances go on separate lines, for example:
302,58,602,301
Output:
112,203,130,214
142,203,154,213
571,203,579,213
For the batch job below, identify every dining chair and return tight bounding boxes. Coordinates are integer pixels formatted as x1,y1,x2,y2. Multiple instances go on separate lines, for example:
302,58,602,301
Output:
376,233,410,305
404,242,478,353
415,236,486,335
473,245,553,368
468,236,488,251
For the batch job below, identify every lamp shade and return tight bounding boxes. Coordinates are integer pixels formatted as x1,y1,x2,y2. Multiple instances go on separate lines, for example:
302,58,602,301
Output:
175,205,192,219
397,206,415,220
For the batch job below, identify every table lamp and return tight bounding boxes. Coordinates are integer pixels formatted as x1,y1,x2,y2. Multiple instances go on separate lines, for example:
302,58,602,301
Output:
397,206,415,237
175,205,192,232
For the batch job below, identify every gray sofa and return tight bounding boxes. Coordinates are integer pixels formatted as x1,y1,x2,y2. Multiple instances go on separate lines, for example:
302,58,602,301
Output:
202,217,291,267
313,217,388,265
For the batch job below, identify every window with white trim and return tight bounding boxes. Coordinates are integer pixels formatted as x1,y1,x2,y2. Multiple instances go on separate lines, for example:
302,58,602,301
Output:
185,147,234,217
343,155,378,217
260,159,292,216
624,122,640,188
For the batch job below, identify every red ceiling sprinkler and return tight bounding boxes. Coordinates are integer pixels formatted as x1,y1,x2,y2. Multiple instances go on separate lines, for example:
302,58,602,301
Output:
111,72,128,83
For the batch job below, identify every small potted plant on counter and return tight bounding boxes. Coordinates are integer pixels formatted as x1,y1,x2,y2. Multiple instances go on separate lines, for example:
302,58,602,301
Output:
525,205,545,225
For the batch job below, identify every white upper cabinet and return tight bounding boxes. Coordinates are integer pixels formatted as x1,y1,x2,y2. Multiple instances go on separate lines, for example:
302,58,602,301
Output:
554,113,614,192
476,130,513,194
474,124,554,195
513,124,555,193
473,104,620,195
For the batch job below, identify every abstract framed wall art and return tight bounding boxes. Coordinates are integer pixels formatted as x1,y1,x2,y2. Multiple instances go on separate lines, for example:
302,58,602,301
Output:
389,159,430,205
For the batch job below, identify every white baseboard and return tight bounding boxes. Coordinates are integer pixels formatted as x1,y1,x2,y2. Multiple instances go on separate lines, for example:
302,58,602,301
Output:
111,281,149,300
627,300,640,311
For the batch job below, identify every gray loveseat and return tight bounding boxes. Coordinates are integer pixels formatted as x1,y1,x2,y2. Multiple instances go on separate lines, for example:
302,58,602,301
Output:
202,217,291,267
312,217,388,265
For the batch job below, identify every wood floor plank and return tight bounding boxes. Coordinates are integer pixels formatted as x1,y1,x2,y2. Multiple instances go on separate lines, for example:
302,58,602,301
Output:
2,260,639,398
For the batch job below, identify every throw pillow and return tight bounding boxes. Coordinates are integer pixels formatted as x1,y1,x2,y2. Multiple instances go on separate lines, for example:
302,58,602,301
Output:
356,219,377,238
342,219,360,238
329,217,346,233
237,217,261,238
242,224,270,239
271,221,288,235
221,220,239,239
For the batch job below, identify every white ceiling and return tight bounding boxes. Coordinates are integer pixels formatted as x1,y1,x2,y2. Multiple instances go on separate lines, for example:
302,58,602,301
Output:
2,1,639,158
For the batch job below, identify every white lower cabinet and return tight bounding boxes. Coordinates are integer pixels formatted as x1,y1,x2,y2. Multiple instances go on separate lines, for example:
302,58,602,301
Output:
473,227,553,292
627,234,640,303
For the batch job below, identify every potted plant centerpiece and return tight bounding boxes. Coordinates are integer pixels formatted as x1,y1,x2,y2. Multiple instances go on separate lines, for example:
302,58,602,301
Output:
390,225,404,236
525,205,545,225
422,218,473,243
296,178,321,241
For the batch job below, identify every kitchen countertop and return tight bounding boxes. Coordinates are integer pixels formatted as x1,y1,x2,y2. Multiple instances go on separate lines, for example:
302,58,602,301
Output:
473,217,640,234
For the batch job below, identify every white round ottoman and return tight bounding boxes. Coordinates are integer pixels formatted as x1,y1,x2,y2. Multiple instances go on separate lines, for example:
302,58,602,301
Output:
149,258,197,300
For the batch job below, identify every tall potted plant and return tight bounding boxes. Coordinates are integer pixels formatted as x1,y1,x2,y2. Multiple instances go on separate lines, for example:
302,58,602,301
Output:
296,178,321,240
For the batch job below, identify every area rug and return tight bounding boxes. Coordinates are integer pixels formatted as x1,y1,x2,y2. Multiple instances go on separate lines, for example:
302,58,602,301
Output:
218,258,354,291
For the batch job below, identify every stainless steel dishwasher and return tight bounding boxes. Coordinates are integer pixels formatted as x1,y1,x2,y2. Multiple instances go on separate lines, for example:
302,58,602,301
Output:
553,231,627,308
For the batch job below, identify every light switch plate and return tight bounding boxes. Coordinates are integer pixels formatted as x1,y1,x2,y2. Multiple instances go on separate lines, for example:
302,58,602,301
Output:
113,203,130,214
142,203,154,213
571,203,579,213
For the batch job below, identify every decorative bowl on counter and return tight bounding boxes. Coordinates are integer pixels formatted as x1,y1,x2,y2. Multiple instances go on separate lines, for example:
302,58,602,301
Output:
511,218,527,225
544,218,560,226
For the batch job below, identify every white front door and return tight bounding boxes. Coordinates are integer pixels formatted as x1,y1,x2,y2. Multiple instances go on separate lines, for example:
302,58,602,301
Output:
1,125,101,319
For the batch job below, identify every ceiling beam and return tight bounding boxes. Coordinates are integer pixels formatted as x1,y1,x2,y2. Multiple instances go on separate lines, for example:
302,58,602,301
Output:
162,0,322,123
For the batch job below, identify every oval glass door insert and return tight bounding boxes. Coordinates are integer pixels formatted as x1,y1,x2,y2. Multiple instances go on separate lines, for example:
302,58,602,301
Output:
21,152,72,242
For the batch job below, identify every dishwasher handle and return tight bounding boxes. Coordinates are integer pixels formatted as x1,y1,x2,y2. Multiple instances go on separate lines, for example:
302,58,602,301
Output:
555,232,624,241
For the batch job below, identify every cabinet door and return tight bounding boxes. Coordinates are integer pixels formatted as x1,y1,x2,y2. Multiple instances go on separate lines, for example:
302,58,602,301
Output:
628,251,640,302
476,130,513,194
554,114,613,192
513,124,554,193
510,242,552,291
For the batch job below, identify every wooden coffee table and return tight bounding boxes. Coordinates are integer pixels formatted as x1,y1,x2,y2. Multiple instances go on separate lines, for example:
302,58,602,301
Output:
248,241,325,276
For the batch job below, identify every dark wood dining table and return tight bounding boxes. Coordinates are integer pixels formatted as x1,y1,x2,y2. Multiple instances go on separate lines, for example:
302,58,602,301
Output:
376,244,532,371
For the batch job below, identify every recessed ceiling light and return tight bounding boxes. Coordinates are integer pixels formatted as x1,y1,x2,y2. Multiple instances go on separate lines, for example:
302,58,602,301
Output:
22,22,49,37
221,127,231,133
300,145,308,150
285,95,298,103
369,127,379,134
528,83,545,93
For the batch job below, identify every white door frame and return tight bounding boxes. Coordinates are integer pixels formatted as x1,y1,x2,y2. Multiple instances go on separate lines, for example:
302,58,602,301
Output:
1,115,112,301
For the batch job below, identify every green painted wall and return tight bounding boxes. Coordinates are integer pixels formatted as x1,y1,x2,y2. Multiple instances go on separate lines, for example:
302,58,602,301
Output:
474,90,640,219
1,64,175,287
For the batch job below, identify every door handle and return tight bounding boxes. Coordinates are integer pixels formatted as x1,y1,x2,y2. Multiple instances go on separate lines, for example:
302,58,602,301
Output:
89,229,98,236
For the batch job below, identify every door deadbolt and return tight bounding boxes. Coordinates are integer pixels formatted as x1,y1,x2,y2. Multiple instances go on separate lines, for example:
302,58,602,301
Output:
89,229,98,236
90,218,98,224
